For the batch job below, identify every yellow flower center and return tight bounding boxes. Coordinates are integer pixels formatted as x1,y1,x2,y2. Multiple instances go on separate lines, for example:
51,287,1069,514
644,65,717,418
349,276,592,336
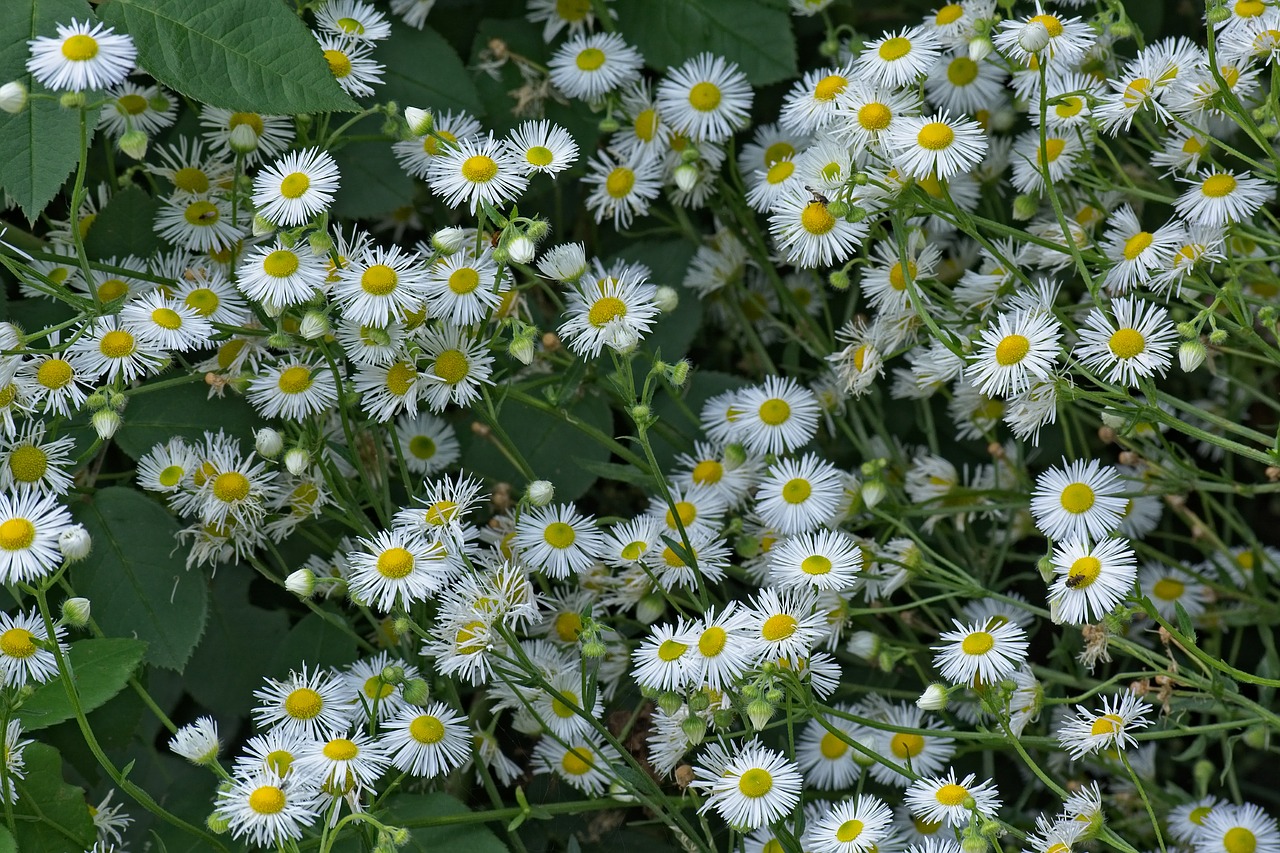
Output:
1055,97,1084,118
1109,328,1147,359
1152,577,1184,600
229,112,265,135
935,783,968,805
543,521,576,549
1067,555,1102,589
605,167,635,199
184,200,219,226
1190,806,1214,826
857,102,892,131
657,639,687,662
758,398,790,426
801,202,836,235
995,333,1031,366
1225,829,1257,853
619,540,646,561
688,82,721,111
411,715,446,743
279,172,311,199
691,460,724,486
947,57,979,86
462,155,499,183
361,263,398,296
1236,0,1265,17
422,129,457,155
323,49,352,78
151,307,183,330
363,675,395,699
1122,231,1153,261
9,446,47,484
813,74,848,101
889,260,918,291
891,732,924,759
936,4,964,24
556,0,591,20
96,278,126,302
1202,173,1237,198
575,48,606,71
0,518,34,552
879,37,912,61
277,366,313,394
1029,14,1064,37
408,435,436,459
248,786,286,815
555,611,582,642
764,141,794,164
433,349,469,384
699,625,727,656
158,465,185,487
837,820,865,843
766,160,795,184
737,768,773,798
1040,137,1066,164
386,361,417,396
100,329,136,358
588,296,627,326
212,471,251,502
561,747,592,775
801,555,832,575
819,732,847,759
185,288,220,316
1060,482,1095,513
61,34,99,61
0,628,37,659
323,738,359,761
1089,712,1123,736
917,122,955,151
37,359,73,390
284,687,323,719
782,478,812,504
525,145,555,167
962,630,994,655
761,613,797,642
377,547,415,579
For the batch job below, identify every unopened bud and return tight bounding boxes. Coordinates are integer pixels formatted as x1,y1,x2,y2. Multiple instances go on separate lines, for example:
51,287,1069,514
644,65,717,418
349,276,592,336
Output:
655,285,679,312
681,714,707,745
308,230,334,255
828,270,850,290
746,698,774,731
1012,193,1040,220
509,334,535,365
673,163,699,193
668,360,691,387
1110,20,1133,39
598,116,620,133
1206,5,1231,24
207,812,231,834
255,428,284,458
432,227,468,253
61,597,91,628
299,311,330,340
528,479,555,506
1208,328,1228,345
92,409,121,440
657,692,684,717
636,592,665,624
1179,340,1206,372
405,106,433,136
1017,20,1051,53
402,678,430,706
846,630,879,660
861,479,886,509
0,82,27,114
285,569,315,597
917,683,948,711
826,200,849,218
58,525,92,562
507,235,536,264
118,129,148,160
59,91,86,109
252,214,275,237
961,833,989,853
284,448,311,476
968,36,994,62
228,123,259,154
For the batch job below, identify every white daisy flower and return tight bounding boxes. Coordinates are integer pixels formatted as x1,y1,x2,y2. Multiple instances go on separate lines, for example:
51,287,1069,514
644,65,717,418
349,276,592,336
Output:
252,665,348,739
925,52,1007,115
1169,796,1229,844
512,503,604,579
0,421,75,496
884,111,987,180
354,358,423,422
426,133,528,213
153,193,242,253
294,728,389,794
317,35,384,97
336,652,418,724
734,376,821,456
1056,691,1152,758
631,619,699,692
67,317,167,384
1098,205,1181,293
904,770,1001,827
692,739,803,830
780,64,858,134
866,702,956,787
932,618,1028,686
393,410,460,475
252,147,341,228
1008,127,1085,194
174,268,251,325
314,0,392,42
236,240,328,308
0,610,65,688
392,109,483,178
1175,168,1272,227
334,243,428,327
383,701,472,777
1049,537,1138,625
347,529,449,611
199,107,295,165
795,710,869,790
1074,297,1178,387
1030,458,1127,542
213,770,321,847
548,32,644,101
119,291,214,352
531,736,618,796
20,352,90,418
418,323,495,412
688,603,755,690
247,359,339,420
504,120,579,176
98,81,176,138
966,308,1062,398
1194,804,1280,853
832,82,920,153
149,138,233,197
656,52,754,143
525,0,614,42
559,269,659,357
169,716,221,765
993,6,1096,67
805,794,894,853
856,26,942,89
26,19,135,92
769,188,868,269
744,586,828,663
1138,562,1210,620
583,152,663,229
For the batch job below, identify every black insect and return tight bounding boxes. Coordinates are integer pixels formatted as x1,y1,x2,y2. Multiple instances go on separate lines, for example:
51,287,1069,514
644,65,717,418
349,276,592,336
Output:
1065,573,1087,588
804,185,830,206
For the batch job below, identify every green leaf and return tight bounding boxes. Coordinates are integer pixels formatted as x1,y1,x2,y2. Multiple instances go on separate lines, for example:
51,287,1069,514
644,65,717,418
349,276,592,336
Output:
186,571,289,717
71,487,209,671
612,0,797,85
331,139,416,220
11,743,97,852
114,380,261,460
267,611,359,679
15,638,147,730
384,792,509,853
98,0,358,114
83,185,164,260
379,24,483,116
0,825,14,853
0,0,103,221
460,392,614,501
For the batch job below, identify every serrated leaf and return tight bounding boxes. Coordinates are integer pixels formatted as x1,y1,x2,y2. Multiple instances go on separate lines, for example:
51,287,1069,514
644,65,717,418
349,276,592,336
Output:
612,0,797,85
186,571,289,717
99,0,358,114
115,380,261,460
16,638,147,730
70,487,209,671
0,0,103,221
331,139,416,220
379,24,483,116
83,184,164,260
384,793,509,853
11,743,97,852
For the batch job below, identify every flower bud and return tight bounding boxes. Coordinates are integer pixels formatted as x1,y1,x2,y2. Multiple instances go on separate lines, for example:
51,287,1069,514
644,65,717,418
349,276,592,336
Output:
655,285,679,312
169,717,221,766
527,479,555,506
667,360,691,388
961,832,989,853
308,230,334,256
92,409,122,440
59,91,86,109
251,214,276,237
228,123,259,154
405,106,433,136
432,226,467,253
861,478,886,509
381,665,405,684
1193,758,1215,791
255,428,284,458
402,677,430,706
608,781,640,803
508,334,535,365
828,269,850,290
58,525,92,562
746,698,774,731
687,690,711,712
723,443,748,468
1110,20,1133,39
118,129,149,160
207,812,231,834
657,692,684,717
673,163,699,193
1017,20,1051,53
598,116,620,133
846,630,879,660
285,569,315,597
1208,328,1228,345
0,82,27,114
826,200,849,218
917,683,949,711
284,448,311,476
507,234,536,264
298,311,330,341
681,714,707,745
1179,340,1206,372
1012,193,1040,220
636,592,665,624
61,597,92,628
967,36,994,62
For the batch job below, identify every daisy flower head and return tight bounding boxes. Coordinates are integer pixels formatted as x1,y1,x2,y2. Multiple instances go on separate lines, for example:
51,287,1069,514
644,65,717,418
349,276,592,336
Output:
1194,803,1280,853
531,736,618,796
780,64,858,134
252,665,348,739
734,376,821,456
548,32,644,102
1008,127,1085,194
294,728,389,795
394,412,460,477
755,454,845,536
526,0,614,42
504,120,580,176
691,738,803,830
67,316,167,384
966,308,1062,399
169,716,221,766
559,269,659,357
252,147,340,228
346,529,449,611
856,26,942,89
583,151,663,229
426,133,528,213
383,701,472,777
119,290,214,353
904,769,1002,827
656,52,754,143
1030,458,1126,542
0,486,73,584
1049,537,1138,625
831,82,920,153
1074,297,1178,387
27,19,135,92
236,239,328,309
689,603,755,690
1169,796,1229,844
768,528,863,592
98,81,177,138
805,794,894,853
314,0,392,42
744,586,828,663
795,711,870,790
0,421,76,496
768,188,869,268
512,503,604,579
392,109,482,178
0,610,64,688
631,619,700,692
213,769,321,848
334,243,428,327
247,359,339,421
153,193,242,253
1175,168,1272,227
932,618,1028,687
925,51,1008,115
867,702,956,786
317,35,384,97
884,111,987,180
418,323,495,412
1099,206,1181,293
1056,691,1152,759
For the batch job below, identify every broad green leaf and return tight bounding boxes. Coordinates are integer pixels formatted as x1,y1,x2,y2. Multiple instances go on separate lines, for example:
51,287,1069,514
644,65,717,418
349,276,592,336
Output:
0,0,103,221
99,0,358,114
0,825,14,853
612,0,797,85
83,185,164,260
115,380,261,460
12,744,97,852
267,611,359,679
16,638,147,730
384,792,509,853
461,391,614,501
186,571,289,718
331,139,416,220
70,487,209,671
379,24,483,116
